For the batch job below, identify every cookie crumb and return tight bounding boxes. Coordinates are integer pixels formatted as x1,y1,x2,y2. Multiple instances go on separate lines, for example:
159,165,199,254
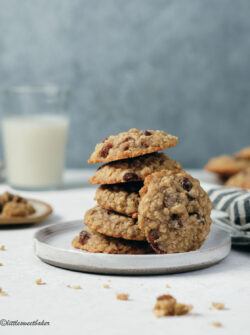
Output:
212,302,225,310
35,279,46,285
0,287,8,296
108,280,111,283
103,284,109,289
212,321,222,327
165,284,170,288
0,263,3,266
153,294,193,317
116,293,129,301
0,245,5,251
67,285,81,290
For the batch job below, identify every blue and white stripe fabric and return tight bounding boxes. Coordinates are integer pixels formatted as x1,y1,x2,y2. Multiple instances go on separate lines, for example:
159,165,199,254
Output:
207,187,250,232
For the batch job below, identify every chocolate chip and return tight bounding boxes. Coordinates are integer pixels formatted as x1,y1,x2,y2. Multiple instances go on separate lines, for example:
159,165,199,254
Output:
187,194,195,201
123,172,138,182
79,231,90,245
101,137,109,143
140,130,152,136
148,230,164,254
100,143,112,158
180,177,193,192
171,214,183,228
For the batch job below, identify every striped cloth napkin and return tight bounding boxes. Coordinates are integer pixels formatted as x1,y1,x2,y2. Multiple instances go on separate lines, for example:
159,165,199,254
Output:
207,186,250,244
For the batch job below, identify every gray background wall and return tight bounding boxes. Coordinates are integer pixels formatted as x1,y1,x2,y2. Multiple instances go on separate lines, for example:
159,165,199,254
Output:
0,0,249,168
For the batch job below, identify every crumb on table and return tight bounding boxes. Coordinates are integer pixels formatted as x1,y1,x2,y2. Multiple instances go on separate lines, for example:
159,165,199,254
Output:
153,294,193,317
103,284,109,289
212,302,225,310
35,279,46,285
116,293,129,301
0,287,8,296
212,321,222,327
0,245,5,251
67,285,81,290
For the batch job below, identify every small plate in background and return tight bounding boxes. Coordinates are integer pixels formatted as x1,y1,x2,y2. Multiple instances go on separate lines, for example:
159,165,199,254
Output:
0,199,52,225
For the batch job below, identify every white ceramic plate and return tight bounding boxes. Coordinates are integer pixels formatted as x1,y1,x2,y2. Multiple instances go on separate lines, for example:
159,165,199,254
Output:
34,216,231,275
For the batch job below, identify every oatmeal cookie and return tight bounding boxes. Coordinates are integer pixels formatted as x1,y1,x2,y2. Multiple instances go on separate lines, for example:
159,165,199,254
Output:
88,128,178,164
89,152,182,185
204,155,249,176
138,170,212,254
225,167,250,189
84,206,145,241
95,182,142,218
234,146,250,160
72,228,152,254
2,201,35,217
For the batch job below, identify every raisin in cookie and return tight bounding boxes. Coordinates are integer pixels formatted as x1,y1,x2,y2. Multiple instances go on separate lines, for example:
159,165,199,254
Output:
84,205,145,241
138,170,212,254
89,152,182,184
72,228,151,254
88,128,178,163
234,147,250,160
95,182,142,218
225,167,250,189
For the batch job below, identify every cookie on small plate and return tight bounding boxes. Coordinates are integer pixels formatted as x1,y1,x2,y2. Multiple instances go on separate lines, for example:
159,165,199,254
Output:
84,205,145,241
72,228,152,254
95,182,142,218
89,152,182,185
88,128,178,164
204,155,249,177
225,167,250,189
138,170,212,254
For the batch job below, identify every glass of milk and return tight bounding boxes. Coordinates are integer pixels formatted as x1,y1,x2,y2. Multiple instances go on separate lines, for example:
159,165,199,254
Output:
1,86,69,190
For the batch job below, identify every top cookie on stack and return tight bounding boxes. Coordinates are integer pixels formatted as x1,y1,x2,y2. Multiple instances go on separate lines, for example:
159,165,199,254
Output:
88,128,178,164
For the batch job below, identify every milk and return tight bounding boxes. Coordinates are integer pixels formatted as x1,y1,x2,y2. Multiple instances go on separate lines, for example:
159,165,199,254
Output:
3,115,69,189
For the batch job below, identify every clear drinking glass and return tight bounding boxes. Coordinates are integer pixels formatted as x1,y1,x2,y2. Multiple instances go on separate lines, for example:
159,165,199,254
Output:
0,86,69,190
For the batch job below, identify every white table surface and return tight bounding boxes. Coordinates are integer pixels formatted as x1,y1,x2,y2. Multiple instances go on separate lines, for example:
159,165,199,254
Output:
0,169,250,335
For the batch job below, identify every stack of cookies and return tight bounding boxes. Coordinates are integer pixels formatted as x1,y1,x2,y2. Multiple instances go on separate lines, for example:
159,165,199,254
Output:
204,146,250,189
72,128,212,254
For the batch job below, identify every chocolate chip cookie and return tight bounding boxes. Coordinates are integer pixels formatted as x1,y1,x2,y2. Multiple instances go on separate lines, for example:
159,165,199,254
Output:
72,228,152,254
204,155,249,176
89,152,182,184
225,167,250,189
84,205,145,241
95,182,142,218
138,170,212,254
88,128,178,163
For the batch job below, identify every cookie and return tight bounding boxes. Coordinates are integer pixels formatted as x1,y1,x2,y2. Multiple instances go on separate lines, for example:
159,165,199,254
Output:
88,128,178,163
138,170,212,254
225,167,250,189
94,182,142,218
2,201,35,218
89,152,182,185
84,205,145,241
204,155,249,176
72,228,152,254
234,147,250,160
